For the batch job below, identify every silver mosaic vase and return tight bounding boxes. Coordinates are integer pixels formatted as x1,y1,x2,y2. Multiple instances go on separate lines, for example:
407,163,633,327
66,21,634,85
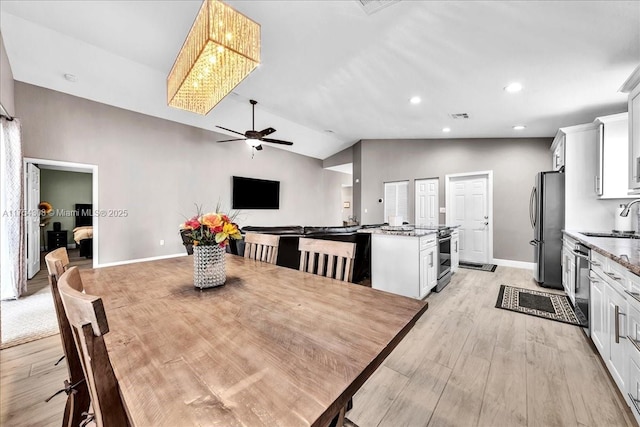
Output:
193,245,226,289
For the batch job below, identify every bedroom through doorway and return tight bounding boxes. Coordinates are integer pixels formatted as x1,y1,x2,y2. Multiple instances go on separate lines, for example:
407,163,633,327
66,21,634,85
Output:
0,158,98,349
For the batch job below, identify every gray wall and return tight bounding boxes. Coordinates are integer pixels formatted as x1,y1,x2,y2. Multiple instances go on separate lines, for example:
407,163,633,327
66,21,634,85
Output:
355,138,552,262
16,82,350,264
40,169,92,245
323,146,353,169
0,32,14,116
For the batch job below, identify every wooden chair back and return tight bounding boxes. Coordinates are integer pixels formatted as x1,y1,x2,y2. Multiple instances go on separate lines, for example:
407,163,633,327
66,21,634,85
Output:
244,232,280,264
298,238,357,282
44,247,69,277
57,267,129,427
44,249,91,427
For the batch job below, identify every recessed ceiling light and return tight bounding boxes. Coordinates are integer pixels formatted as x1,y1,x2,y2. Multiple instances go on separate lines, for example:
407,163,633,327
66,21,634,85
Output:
513,125,526,130
64,73,78,82
442,127,451,133
409,96,421,105
504,82,523,93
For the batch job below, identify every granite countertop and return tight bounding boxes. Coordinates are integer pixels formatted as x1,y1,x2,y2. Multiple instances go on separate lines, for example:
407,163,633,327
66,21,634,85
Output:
564,230,640,276
359,226,438,237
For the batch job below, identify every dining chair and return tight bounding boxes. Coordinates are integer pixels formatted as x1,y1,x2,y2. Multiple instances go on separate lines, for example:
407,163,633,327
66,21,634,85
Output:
44,248,91,427
244,232,280,264
298,238,357,282
57,266,130,427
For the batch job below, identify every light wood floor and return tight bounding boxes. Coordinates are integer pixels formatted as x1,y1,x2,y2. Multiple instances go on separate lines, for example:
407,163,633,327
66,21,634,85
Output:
348,266,637,427
0,266,636,426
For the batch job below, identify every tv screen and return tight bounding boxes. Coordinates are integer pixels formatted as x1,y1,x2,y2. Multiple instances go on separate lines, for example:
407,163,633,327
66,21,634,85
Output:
232,176,280,209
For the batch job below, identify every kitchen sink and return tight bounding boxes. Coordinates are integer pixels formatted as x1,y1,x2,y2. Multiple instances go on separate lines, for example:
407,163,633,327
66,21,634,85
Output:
580,231,640,239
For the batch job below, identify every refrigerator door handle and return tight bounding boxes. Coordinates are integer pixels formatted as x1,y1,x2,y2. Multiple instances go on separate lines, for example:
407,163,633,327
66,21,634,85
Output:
529,187,535,228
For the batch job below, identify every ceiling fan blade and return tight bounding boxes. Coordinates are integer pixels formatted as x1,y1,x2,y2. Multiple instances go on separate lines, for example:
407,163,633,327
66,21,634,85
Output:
216,125,246,137
261,137,293,146
255,145,263,151
217,138,246,143
259,127,276,136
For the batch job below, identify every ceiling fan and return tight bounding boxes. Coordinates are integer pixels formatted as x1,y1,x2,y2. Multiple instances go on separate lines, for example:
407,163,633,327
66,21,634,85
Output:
216,100,293,151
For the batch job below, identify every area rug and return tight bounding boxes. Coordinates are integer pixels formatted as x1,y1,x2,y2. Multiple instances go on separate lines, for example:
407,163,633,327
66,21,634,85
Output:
495,285,585,326
459,261,497,272
1,286,59,349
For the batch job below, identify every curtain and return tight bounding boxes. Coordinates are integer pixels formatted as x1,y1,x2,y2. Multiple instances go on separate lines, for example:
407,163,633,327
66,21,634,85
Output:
0,118,26,300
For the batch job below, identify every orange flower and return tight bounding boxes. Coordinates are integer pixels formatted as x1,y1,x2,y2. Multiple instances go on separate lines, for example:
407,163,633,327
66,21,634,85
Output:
200,213,223,229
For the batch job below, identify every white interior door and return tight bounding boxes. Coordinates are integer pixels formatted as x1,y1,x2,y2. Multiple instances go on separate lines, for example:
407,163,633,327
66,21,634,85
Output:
447,173,491,263
415,179,438,226
26,163,40,278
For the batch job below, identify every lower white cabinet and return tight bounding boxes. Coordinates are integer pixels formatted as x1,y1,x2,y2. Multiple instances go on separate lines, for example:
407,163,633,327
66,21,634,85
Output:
605,282,628,393
371,233,437,299
628,356,640,420
627,273,640,424
590,250,632,415
419,243,437,297
562,246,575,303
590,271,607,356
451,230,459,273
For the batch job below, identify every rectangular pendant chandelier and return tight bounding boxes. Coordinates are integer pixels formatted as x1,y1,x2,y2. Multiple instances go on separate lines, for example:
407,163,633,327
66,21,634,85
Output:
167,0,260,115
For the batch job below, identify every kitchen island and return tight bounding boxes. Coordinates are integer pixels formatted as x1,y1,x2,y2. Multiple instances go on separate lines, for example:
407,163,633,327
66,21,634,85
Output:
365,226,459,299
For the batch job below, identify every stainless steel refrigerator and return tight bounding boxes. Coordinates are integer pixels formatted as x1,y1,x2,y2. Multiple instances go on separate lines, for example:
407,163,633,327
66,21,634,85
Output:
529,171,565,289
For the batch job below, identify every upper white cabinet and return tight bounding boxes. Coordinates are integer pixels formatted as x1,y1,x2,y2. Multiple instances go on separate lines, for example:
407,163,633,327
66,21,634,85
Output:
551,130,565,171
594,113,633,199
621,65,640,193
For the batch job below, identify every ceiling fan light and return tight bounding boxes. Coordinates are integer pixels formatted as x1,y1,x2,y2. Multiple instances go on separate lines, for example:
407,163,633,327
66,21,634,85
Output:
167,0,261,115
246,138,261,147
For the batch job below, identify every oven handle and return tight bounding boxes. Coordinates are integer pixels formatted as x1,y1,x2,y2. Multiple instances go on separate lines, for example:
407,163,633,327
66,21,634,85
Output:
439,236,452,243
572,250,590,261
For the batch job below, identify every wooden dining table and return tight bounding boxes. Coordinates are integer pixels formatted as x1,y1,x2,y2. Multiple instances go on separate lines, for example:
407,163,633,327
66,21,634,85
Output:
80,253,428,426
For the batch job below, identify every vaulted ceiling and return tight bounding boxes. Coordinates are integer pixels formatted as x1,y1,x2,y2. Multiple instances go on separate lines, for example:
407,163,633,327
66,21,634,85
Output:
1,1,639,159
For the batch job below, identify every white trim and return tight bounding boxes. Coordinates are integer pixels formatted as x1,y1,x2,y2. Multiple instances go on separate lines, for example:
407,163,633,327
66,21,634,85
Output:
445,170,494,264
493,258,534,270
23,158,99,268
96,252,187,269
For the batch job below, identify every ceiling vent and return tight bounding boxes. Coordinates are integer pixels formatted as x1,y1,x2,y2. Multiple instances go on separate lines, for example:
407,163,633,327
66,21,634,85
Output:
355,0,401,15
449,113,470,119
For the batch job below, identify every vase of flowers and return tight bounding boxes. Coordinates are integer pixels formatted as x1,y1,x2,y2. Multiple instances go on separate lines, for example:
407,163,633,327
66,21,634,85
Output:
180,206,241,289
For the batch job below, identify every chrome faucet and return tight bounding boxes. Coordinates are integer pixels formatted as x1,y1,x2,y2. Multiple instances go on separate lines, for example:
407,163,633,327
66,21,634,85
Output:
620,199,640,217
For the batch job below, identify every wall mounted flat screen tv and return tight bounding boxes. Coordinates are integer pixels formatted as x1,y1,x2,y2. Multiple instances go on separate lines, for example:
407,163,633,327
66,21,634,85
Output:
232,176,280,209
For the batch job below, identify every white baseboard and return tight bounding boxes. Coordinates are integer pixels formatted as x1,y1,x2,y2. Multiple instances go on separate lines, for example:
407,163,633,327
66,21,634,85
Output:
96,252,187,268
492,258,534,270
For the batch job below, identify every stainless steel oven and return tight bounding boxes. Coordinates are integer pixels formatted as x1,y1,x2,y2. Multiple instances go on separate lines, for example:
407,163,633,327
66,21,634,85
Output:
435,227,452,292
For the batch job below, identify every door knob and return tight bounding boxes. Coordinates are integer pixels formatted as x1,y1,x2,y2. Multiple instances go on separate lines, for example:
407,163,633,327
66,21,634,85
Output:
484,216,488,219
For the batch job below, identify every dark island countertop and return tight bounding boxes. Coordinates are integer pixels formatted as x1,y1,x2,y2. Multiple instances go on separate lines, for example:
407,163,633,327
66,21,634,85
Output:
564,230,640,276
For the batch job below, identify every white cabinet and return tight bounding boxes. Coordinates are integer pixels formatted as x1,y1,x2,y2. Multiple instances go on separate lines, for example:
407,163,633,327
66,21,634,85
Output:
590,250,629,397
590,270,607,356
371,233,437,299
451,230,459,273
627,355,640,423
605,281,628,393
594,113,634,198
627,282,640,424
419,243,437,297
562,246,575,303
621,65,640,193
551,130,565,171
562,235,576,303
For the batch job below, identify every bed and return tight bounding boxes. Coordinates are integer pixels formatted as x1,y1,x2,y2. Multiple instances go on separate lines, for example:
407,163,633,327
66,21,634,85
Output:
74,203,93,258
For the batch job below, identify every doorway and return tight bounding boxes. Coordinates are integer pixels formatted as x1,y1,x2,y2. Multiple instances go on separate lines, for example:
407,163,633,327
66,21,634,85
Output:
23,158,99,273
445,171,493,264
415,178,439,227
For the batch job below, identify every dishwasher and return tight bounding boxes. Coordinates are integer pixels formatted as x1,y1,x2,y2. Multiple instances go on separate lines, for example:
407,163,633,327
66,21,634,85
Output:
572,242,590,336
